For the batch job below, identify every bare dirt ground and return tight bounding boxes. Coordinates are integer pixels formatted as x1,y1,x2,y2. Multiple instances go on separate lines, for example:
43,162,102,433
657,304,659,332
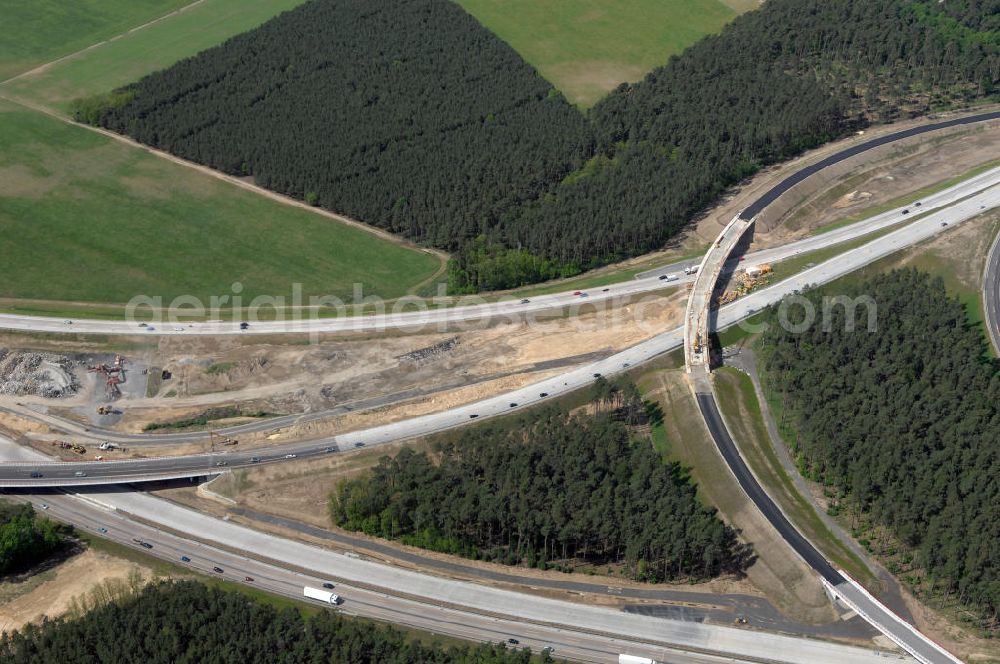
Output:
1,289,687,451
0,548,153,633
677,109,1000,249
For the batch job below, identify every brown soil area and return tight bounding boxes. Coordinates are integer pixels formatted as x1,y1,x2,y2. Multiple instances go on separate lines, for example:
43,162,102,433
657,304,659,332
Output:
688,109,1000,248
2,290,686,450
0,548,153,633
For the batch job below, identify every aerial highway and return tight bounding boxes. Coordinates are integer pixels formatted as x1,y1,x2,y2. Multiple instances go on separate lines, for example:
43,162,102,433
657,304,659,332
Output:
10,487,906,664
695,393,960,664
683,176,978,662
982,227,1000,354
5,180,1000,488
0,170,995,339
2,111,997,664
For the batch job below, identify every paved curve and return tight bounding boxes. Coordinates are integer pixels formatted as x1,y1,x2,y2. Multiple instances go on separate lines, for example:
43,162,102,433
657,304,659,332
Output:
739,111,1000,219
5,181,1000,488
982,226,1000,355
695,390,959,664
695,394,841,584
0,146,997,339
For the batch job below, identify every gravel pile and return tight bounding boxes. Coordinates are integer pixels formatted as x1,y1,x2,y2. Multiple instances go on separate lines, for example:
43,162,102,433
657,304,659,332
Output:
397,337,459,364
0,350,79,398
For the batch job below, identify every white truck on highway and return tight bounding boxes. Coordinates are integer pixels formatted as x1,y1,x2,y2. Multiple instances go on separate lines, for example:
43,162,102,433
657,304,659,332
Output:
684,265,698,275
304,586,340,605
619,655,660,664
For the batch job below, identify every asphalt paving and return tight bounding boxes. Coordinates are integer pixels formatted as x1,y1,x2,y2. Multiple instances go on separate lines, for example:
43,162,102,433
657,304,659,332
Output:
695,393,842,585
740,110,1000,219
1,152,999,340
982,229,1000,355
228,504,875,640
14,490,904,664
7,182,1000,488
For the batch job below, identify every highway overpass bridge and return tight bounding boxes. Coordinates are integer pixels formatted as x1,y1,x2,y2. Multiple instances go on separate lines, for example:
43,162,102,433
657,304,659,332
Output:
678,114,1000,664
5,109,1000,664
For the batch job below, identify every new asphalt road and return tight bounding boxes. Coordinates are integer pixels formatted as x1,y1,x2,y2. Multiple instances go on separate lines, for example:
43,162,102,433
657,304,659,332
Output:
1,164,999,338
6,181,1000,488
695,393,959,664
982,227,1000,354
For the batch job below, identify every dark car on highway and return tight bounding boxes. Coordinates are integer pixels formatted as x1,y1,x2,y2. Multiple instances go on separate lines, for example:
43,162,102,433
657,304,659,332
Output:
140,542,153,549
213,566,224,574
322,582,335,589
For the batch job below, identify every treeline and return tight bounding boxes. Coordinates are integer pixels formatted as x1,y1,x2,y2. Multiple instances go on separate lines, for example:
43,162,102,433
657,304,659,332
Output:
79,0,592,255
0,501,64,575
0,580,552,663
758,269,999,631
77,0,1000,291
331,380,750,581
483,0,1000,286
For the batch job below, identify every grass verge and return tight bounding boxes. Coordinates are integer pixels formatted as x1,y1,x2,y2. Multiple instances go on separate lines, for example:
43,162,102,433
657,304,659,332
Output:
809,158,1000,236
713,366,875,586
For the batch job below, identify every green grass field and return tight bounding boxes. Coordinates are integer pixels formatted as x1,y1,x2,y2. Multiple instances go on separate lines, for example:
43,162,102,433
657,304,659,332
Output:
0,0,193,82
0,100,440,304
1,0,307,111
455,0,743,107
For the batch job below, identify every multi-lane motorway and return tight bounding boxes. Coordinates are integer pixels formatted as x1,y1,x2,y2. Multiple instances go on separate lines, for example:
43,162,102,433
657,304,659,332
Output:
0,161,999,339
5,110,1000,663
7,180,1000,488
13,488,905,664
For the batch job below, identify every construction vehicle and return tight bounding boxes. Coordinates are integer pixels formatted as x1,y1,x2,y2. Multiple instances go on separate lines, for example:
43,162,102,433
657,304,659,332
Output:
303,586,341,605
743,263,772,278
99,441,120,451
734,616,749,625
96,405,114,415
718,267,773,305
88,355,127,400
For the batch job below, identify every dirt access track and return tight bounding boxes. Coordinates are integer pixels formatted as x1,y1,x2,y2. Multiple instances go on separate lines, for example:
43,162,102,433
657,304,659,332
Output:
600,106,1000,270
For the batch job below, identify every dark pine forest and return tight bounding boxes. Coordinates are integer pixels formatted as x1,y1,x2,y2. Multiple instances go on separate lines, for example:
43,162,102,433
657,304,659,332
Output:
80,0,1000,291
758,270,1000,632
331,383,750,582
0,580,554,664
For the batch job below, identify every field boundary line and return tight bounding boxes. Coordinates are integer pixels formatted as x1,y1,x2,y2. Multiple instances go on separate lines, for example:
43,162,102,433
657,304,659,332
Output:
0,94,447,262
0,0,207,86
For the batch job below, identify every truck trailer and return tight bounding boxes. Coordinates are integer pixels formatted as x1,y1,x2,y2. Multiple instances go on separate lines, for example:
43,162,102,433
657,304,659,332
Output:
303,586,340,605
618,655,660,664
